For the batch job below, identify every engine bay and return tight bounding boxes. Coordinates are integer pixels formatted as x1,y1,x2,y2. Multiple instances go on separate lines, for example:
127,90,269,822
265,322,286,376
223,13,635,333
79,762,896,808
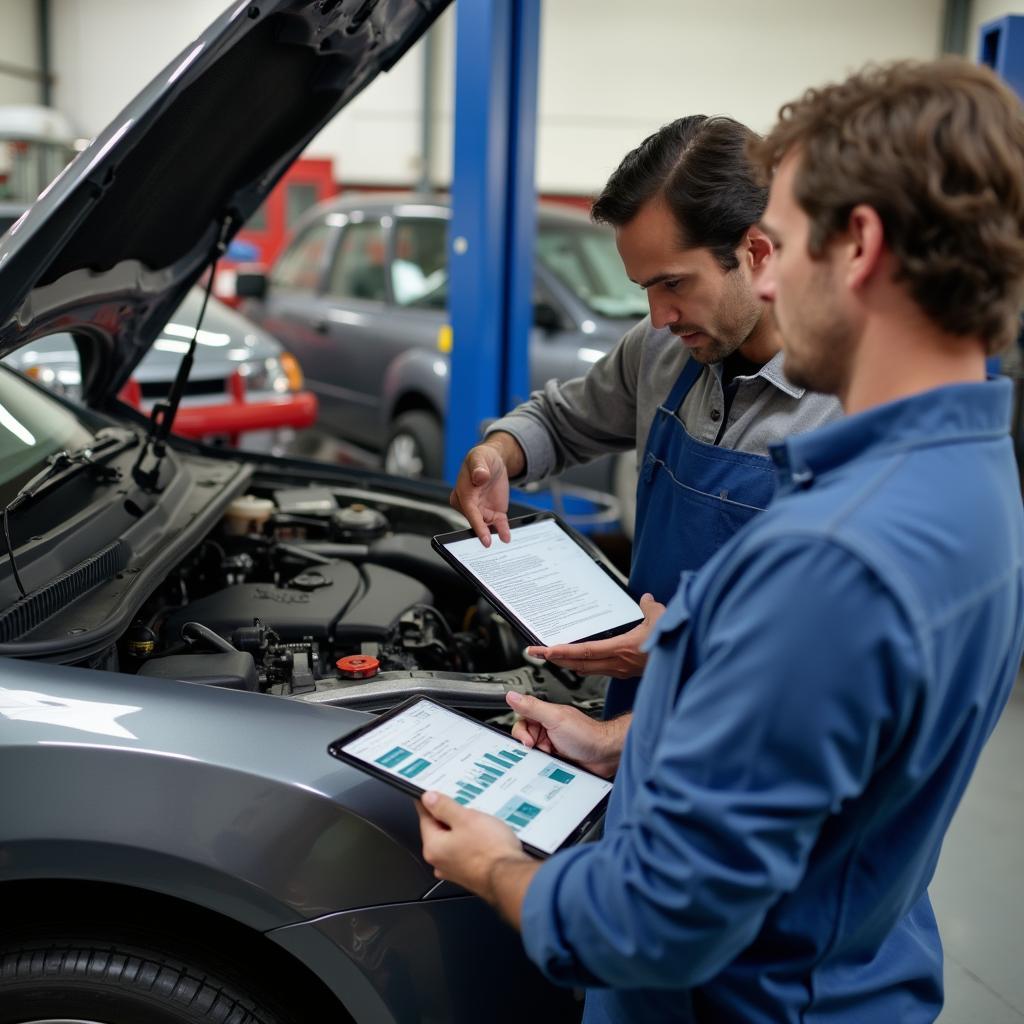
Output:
118,477,606,715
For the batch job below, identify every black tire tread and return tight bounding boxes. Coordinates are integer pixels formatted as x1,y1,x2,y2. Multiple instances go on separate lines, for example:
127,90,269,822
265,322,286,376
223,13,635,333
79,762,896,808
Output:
387,409,443,479
0,936,285,1024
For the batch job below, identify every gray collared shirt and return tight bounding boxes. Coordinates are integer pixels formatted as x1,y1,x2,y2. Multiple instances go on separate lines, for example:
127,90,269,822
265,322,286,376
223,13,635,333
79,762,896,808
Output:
488,316,842,481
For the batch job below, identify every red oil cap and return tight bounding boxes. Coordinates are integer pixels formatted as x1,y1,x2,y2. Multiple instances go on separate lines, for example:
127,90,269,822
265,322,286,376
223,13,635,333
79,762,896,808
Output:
336,655,380,679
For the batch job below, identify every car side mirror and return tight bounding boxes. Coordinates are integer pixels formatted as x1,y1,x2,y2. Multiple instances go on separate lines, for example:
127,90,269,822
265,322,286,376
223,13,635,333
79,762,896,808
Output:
533,302,561,332
235,270,268,300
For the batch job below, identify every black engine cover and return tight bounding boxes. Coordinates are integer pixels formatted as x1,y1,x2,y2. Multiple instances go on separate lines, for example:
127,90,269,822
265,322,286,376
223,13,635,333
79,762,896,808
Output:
163,561,431,643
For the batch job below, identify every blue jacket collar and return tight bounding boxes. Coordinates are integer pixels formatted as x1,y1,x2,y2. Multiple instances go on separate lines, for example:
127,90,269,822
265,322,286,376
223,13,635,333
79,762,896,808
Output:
770,378,1013,492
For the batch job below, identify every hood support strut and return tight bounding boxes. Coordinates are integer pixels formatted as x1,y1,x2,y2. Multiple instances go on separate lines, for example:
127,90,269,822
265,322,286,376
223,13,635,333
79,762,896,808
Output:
131,215,233,491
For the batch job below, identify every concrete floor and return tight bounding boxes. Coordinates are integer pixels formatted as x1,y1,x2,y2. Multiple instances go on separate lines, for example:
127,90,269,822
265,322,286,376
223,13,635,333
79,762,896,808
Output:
932,679,1024,1023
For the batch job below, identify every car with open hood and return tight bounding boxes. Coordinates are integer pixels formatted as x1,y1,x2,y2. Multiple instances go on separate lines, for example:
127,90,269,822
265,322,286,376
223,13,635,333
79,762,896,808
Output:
0,3,600,1021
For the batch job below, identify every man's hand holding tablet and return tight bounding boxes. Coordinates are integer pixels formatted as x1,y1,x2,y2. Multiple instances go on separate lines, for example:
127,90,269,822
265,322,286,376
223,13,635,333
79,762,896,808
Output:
507,691,627,776
432,513,644,648
415,789,532,919
526,592,667,678
330,695,612,859
415,690,631,929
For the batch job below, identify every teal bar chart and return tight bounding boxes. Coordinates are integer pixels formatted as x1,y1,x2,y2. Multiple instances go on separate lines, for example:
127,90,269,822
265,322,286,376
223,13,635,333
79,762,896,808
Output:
376,746,412,769
483,747,527,770
398,757,431,778
454,753,519,804
342,698,612,854
541,764,575,785
498,798,543,832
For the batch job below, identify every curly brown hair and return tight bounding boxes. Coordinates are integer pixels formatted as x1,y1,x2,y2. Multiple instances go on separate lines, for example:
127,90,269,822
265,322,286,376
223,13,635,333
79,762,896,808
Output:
751,59,1024,354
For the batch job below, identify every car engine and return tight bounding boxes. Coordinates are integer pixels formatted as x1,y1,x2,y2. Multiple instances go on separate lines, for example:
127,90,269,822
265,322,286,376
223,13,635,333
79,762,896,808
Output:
121,480,606,715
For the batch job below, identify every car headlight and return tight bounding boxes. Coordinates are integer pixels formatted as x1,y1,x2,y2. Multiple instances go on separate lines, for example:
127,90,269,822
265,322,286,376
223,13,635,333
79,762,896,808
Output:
237,353,303,394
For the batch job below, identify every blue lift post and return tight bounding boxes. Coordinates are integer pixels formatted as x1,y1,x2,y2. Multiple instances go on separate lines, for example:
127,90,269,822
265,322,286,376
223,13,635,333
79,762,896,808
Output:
978,14,1024,99
444,0,541,485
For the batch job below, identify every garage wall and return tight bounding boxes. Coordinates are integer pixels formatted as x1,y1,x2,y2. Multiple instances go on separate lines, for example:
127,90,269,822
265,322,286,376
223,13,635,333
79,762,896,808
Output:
334,0,949,193
48,0,957,195
533,0,944,192
0,0,42,107
50,0,227,139
49,0,442,183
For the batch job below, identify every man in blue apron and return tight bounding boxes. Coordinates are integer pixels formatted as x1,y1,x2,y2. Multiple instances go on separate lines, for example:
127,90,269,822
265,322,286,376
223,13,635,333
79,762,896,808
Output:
450,115,840,718
421,58,1024,1023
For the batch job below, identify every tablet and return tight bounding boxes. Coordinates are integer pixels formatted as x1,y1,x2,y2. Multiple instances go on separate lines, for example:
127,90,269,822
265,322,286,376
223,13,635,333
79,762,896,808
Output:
432,512,643,647
329,695,613,858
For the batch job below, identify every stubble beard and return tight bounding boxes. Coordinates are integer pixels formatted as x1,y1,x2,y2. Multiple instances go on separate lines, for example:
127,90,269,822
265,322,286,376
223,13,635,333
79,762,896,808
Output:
683,333,738,366
676,306,762,367
776,258,856,396
781,314,854,396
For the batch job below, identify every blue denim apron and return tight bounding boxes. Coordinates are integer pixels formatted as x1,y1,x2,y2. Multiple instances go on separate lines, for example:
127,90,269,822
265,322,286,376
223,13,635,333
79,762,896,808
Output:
603,357,778,718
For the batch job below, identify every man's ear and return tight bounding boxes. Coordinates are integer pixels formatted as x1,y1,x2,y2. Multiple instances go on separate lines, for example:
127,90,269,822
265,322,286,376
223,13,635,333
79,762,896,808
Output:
743,225,773,272
845,204,885,290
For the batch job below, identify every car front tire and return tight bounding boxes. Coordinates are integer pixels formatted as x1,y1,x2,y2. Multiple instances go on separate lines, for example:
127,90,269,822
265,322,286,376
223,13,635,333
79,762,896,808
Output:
383,410,444,480
0,932,298,1024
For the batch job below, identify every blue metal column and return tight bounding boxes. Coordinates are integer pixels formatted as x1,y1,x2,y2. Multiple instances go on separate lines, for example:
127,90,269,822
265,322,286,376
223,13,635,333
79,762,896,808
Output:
978,14,1024,99
444,0,541,484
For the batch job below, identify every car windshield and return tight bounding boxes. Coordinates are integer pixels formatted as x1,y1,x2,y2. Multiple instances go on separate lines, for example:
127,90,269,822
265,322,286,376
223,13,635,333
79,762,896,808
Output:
535,222,649,320
402,217,650,320
0,365,95,505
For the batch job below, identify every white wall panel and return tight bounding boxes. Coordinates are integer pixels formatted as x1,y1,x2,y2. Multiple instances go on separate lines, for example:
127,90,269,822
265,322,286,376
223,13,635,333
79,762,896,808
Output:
51,0,226,140
536,0,944,192
0,0,41,107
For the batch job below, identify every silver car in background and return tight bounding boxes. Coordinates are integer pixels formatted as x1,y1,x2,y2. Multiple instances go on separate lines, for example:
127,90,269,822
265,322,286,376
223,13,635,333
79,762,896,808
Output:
4,286,317,451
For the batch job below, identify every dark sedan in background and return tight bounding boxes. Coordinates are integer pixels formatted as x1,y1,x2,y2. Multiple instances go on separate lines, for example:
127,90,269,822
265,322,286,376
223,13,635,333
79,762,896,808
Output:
240,193,646,533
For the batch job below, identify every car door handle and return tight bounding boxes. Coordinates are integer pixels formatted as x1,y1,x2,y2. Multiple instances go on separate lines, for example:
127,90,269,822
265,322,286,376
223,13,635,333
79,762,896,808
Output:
313,319,329,334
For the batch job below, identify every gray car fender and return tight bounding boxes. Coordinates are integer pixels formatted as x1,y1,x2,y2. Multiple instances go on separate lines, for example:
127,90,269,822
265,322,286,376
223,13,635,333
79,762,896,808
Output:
0,657,435,932
380,347,447,433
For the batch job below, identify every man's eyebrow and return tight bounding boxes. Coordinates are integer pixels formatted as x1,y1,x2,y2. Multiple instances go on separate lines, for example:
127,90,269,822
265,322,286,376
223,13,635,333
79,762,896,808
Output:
636,271,690,290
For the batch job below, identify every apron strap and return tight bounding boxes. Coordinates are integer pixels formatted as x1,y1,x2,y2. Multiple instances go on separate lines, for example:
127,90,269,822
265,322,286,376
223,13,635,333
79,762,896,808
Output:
663,355,705,413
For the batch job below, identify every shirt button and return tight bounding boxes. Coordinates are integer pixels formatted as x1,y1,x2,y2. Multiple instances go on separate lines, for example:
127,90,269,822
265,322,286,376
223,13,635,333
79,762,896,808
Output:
710,408,721,422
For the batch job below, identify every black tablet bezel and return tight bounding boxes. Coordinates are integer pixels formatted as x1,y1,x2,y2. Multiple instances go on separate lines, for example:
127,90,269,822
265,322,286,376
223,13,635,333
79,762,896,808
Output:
431,511,643,648
328,694,612,859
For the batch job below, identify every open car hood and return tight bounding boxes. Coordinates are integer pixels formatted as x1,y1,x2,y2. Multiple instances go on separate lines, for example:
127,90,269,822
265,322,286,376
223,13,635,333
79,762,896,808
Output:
0,0,449,406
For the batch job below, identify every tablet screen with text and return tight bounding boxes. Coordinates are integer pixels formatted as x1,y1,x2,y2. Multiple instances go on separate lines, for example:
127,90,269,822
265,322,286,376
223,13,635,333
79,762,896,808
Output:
434,515,643,647
331,696,613,857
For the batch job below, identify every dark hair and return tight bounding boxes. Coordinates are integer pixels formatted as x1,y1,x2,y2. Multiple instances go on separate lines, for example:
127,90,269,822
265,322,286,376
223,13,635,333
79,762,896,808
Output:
591,115,767,270
751,59,1024,353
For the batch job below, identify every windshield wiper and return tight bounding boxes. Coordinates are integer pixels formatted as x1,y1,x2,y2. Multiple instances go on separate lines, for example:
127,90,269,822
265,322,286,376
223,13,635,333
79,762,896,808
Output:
2,429,131,597
132,216,232,492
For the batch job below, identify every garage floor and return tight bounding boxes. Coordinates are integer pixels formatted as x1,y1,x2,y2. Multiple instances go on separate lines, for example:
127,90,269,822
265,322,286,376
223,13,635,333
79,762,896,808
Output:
932,677,1024,1023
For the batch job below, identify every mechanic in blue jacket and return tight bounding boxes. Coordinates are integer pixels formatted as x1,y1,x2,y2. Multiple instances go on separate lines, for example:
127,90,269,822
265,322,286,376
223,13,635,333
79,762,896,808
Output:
418,59,1024,1023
